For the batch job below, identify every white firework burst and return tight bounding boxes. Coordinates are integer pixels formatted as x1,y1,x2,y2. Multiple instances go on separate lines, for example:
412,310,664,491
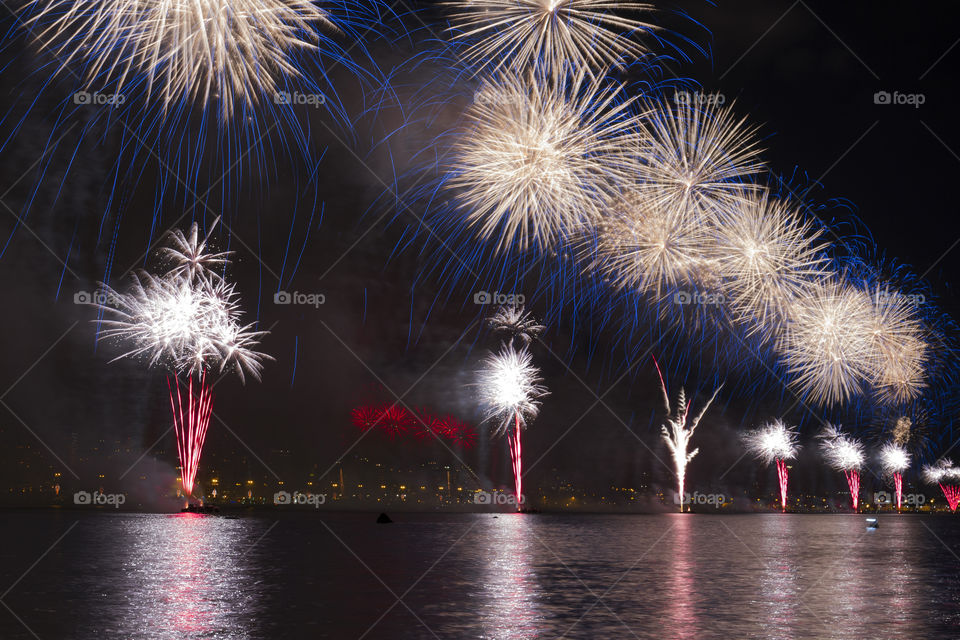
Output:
778,279,877,406
744,419,800,465
478,343,548,435
447,69,641,253
878,442,910,476
445,0,659,77
633,98,764,222
487,304,545,345
710,191,828,332
865,285,927,405
25,0,335,119
922,459,960,484
818,424,864,471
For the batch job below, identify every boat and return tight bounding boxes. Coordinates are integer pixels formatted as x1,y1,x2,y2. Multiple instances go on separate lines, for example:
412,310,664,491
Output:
865,517,879,529
181,503,220,514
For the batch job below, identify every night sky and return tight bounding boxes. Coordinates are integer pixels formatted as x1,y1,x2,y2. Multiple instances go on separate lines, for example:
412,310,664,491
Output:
1,1,958,507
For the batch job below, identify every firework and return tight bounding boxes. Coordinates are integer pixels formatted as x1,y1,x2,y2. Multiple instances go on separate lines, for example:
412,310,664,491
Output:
634,99,764,222
922,459,960,512
653,356,721,512
478,343,548,506
445,0,658,77
743,419,800,512
779,280,877,406
878,443,910,510
487,304,544,345
711,192,828,332
447,69,641,253
94,221,269,497
25,0,335,120
819,424,865,510
865,285,927,404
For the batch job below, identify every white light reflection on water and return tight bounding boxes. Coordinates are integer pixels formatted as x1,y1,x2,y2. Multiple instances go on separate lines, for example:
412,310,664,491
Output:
478,514,542,639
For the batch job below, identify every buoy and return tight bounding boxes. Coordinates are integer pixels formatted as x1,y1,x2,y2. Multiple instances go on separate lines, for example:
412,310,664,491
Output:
376,512,393,524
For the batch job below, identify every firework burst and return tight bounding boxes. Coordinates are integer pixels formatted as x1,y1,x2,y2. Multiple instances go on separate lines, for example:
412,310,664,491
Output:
478,343,548,506
487,304,544,345
778,280,876,406
922,459,960,512
744,420,799,511
445,0,659,77
819,424,865,510
447,69,641,253
24,0,336,120
94,221,269,496
879,442,910,510
865,285,927,404
710,192,828,332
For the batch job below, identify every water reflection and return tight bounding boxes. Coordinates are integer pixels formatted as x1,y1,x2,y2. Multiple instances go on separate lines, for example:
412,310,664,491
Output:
665,514,698,640
758,516,798,639
112,514,262,639
479,515,542,639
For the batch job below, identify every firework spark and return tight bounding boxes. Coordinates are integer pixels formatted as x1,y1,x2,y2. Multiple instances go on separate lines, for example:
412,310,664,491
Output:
94,221,269,497
25,0,335,120
478,343,548,506
447,69,641,253
653,356,720,512
744,419,800,512
711,192,828,332
487,304,544,345
779,280,877,406
923,459,960,512
865,285,927,404
819,424,865,510
445,0,658,77
879,442,910,510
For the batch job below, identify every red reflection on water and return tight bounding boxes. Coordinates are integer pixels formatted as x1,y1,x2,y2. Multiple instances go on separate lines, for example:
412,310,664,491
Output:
483,515,541,639
666,515,697,640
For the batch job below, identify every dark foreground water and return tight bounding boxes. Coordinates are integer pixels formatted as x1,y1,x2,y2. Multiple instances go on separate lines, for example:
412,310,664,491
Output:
0,512,958,639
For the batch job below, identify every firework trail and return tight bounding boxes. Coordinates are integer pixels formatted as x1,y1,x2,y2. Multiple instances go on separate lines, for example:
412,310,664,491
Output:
744,420,800,512
478,343,548,507
94,218,269,497
878,442,910,510
446,69,641,253
819,425,865,511
653,356,720,512
923,459,960,512
445,0,659,78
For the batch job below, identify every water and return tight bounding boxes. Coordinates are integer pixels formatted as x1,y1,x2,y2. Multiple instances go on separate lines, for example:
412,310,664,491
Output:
0,512,958,639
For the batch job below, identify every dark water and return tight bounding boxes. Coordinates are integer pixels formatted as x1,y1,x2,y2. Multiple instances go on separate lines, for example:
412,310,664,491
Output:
0,512,958,639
